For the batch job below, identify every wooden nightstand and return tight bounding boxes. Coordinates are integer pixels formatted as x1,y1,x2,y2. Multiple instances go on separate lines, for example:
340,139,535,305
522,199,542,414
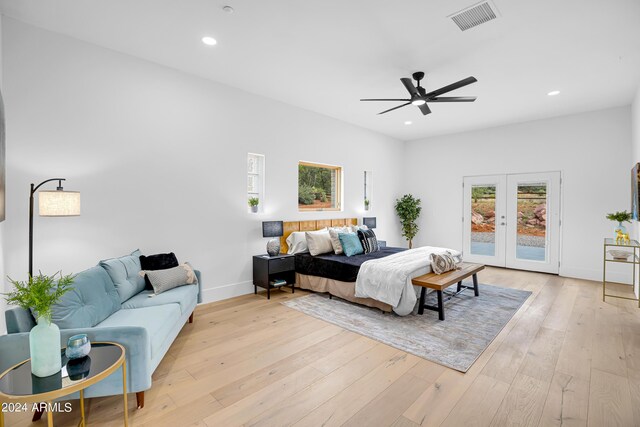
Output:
252,254,295,299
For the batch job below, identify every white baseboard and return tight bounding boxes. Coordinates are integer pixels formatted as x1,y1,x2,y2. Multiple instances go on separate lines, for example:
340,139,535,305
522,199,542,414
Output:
560,266,631,285
199,280,255,305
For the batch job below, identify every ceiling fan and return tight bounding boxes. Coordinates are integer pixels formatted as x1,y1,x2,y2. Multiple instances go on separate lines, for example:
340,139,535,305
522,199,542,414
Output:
360,72,477,116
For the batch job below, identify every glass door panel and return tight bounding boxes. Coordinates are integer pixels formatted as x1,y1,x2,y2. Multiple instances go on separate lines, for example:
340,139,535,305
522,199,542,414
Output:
463,175,506,267
516,183,547,262
470,185,497,257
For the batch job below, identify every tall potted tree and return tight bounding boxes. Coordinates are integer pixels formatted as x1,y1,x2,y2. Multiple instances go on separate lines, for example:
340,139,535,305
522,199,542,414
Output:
395,194,422,248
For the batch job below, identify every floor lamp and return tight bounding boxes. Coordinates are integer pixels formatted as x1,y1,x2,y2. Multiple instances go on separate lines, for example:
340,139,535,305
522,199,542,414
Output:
29,178,81,277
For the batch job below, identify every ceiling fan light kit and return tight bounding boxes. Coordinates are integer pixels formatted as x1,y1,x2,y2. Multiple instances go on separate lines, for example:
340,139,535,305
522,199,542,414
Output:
360,71,477,116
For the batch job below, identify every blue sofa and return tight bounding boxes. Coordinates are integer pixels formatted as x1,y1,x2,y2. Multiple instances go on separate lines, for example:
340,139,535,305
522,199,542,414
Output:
0,250,201,409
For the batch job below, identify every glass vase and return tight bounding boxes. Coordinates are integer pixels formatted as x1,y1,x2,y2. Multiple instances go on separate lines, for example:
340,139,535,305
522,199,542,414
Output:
29,316,62,377
615,222,627,236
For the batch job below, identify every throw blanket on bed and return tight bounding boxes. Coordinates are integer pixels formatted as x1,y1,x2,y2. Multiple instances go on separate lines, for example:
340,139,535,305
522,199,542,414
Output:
355,246,462,316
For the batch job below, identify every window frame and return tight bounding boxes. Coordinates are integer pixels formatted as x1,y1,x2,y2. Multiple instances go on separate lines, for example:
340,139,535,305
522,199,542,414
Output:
298,161,343,212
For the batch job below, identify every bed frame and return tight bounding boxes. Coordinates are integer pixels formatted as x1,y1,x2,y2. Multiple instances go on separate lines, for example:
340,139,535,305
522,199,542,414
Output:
280,218,357,254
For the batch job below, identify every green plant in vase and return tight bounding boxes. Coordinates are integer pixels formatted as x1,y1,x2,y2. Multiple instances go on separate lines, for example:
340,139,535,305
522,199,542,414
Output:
3,272,74,377
606,210,632,237
248,197,259,213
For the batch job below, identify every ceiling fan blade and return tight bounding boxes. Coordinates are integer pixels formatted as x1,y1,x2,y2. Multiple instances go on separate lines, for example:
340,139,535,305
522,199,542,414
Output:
400,78,419,96
378,102,411,115
360,98,411,102
428,96,477,102
425,77,477,98
418,103,431,115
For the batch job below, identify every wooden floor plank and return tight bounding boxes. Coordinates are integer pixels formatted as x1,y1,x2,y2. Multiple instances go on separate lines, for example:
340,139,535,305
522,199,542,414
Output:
588,368,634,427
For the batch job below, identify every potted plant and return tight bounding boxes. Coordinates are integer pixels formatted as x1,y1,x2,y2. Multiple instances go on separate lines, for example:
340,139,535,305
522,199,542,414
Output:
606,210,632,236
364,198,370,211
248,197,259,213
395,194,422,248
3,272,74,377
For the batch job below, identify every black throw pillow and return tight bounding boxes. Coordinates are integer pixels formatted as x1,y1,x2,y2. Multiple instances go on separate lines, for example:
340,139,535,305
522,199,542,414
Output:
357,229,379,254
139,252,179,289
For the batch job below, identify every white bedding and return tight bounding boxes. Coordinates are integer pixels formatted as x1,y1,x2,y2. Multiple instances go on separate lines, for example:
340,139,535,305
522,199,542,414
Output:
355,246,462,316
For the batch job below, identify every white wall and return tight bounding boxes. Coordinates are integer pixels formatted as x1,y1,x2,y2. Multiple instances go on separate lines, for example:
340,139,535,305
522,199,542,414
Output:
404,106,632,283
631,85,640,295
1,18,405,304
0,14,5,334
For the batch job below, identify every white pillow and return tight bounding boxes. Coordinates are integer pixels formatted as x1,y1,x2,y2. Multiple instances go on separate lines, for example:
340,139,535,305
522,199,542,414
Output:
328,226,351,254
286,232,309,254
305,230,333,256
349,224,369,233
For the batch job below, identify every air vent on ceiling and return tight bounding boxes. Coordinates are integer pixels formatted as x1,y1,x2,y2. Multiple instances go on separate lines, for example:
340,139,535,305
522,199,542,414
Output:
449,1,499,31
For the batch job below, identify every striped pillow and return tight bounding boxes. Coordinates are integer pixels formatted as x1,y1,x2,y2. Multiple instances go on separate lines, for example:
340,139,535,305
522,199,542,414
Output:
429,251,460,274
142,262,198,295
357,229,379,254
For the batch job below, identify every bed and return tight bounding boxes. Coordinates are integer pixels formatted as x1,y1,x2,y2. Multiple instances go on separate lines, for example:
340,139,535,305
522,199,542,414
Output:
294,248,406,312
280,218,411,313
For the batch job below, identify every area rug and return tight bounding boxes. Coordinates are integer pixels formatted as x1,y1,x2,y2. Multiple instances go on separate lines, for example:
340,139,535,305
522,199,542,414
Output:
282,283,531,372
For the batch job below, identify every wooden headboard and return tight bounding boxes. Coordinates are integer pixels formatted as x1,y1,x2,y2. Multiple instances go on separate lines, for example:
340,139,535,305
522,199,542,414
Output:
280,218,358,254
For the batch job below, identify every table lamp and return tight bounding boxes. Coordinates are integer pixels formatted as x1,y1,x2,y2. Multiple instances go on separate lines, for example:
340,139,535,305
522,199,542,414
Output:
262,221,283,256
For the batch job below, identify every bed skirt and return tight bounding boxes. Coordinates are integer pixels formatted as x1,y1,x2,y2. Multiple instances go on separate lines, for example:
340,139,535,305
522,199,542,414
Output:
295,273,393,312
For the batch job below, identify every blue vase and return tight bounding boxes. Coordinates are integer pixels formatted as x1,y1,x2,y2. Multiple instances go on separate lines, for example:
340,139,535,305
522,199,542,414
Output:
615,222,627,236
29,316,61,377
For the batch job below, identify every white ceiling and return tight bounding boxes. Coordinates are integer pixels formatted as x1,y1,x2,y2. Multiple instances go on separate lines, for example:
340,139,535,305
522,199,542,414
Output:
1,0,640,141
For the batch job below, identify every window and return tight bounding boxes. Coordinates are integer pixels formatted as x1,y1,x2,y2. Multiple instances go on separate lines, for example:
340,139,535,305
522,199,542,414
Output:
247,153,265,213
298,161,342,211
364,171,372,211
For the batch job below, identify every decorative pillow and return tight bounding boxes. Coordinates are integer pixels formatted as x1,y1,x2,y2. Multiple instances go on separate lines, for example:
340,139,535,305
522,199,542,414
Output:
305,230,333,256
328,226,351,254
349,224,368,233
99,249,146,302
142,262,199,295
286,232,309,254
338,233,364,257
430,251,461,275
357,229,379,254
139,252,179,289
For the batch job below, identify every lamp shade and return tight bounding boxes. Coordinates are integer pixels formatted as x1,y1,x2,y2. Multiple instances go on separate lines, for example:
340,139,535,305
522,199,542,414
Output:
38,190,81,216
262,221,283,238
363,217,376,229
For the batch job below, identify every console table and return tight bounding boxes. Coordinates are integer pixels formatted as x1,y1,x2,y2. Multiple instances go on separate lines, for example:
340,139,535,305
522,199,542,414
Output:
602,238,640,306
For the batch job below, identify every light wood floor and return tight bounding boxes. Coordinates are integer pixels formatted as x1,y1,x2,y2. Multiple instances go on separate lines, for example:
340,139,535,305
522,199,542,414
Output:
6,267,640,426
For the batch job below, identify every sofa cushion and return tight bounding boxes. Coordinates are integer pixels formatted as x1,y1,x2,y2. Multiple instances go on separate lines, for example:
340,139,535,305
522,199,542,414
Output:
99,250,146,303
95,304,181,359
122,284,198,315
51,266,121,329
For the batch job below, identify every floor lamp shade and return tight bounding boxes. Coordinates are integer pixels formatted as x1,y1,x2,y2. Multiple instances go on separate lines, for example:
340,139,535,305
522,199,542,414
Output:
38,191,81,216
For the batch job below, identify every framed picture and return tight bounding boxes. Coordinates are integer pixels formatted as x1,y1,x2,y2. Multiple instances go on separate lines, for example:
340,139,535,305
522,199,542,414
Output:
632,163,640,221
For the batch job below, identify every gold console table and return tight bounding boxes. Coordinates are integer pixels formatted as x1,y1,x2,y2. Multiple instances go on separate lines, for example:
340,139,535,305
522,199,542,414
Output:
603,238,640,306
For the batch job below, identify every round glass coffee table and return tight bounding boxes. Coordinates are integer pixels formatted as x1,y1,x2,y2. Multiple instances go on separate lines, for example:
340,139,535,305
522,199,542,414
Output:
0,342,128,427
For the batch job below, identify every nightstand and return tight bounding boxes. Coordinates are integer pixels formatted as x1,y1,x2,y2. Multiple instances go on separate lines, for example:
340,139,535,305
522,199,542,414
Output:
378,240,387,247
252,254,295,299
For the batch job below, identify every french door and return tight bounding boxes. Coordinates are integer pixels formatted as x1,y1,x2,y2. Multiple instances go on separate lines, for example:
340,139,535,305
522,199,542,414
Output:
463,172,561,274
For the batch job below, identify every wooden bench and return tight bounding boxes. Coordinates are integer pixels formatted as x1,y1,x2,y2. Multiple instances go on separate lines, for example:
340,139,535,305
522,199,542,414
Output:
411,262,485,320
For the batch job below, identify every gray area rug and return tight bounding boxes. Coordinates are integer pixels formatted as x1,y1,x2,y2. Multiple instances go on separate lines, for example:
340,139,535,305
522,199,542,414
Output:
283,283,531,372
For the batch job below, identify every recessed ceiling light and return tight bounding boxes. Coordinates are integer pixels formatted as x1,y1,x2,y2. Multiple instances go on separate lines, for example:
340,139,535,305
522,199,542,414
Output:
223,5,234,13
404,121,413,125
202,36,217,46
547,90,560,96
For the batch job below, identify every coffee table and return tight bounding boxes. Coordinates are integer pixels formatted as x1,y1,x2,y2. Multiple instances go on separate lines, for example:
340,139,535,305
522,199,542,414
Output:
0,342,128,427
